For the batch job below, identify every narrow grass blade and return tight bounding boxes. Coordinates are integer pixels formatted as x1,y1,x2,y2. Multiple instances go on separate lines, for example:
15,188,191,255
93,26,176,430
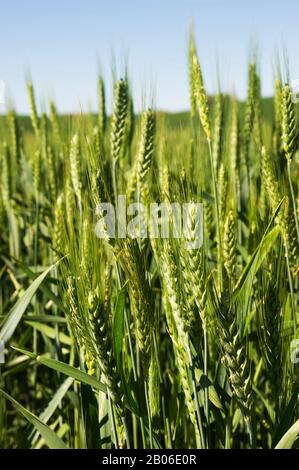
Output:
25,321,72,345
31,377,74,445
0,389,67,449
11,346,107,393
234,225,280,300
275,420,299,449
0,262,59,344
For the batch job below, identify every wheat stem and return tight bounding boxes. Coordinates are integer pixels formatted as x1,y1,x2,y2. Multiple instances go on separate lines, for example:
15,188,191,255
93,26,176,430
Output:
287,160,299,244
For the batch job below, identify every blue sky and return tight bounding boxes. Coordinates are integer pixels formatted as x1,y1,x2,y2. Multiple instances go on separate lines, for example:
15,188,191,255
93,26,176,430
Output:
1,0,299,113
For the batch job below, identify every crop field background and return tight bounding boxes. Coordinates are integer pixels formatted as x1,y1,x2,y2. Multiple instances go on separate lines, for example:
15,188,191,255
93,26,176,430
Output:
0,2,299,451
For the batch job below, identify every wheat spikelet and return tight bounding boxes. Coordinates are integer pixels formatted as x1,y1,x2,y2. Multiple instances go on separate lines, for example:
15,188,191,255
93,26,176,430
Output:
65,267,124,423
126,157,138,203
230,99,240,207
180,203,207,329
202,202,212,239
66,276,86,350
189,42,211,142
253,70,262,148
274,79,282,135
49,100,62,152
281,84,298,161
188,33,197,120
212,93,224,171
216,292,252,419
81,217,92,273
273,79,283,156
136,108,156,195
161,241,189,344
84,349,96,376
243,62,258,147
260,280,283,405
223,209,237,283
7,111,20,193
90,164,106,208
148,353,160,430
47,145,57,201
64,213,124,417
92,125,101,158
218,163,228,232
40,112,48,161
110,79,128,162
259,173,267,221
119,239,153,374
261,146,282,219
65,170,75,231
160,244,203,442
98,76,106,135
159,163,171,202
1,143,11,210
86,287,123,404
242,62,259,179
90,168,113,245
8,110,19,162
126,93,135,150
181,248,207,330
175,345,201,446
53,193,65,258
69,133,82,210
162,287,201,446
27,81,39,135
262,148,298,273
284,197,299,273
179,247,198,330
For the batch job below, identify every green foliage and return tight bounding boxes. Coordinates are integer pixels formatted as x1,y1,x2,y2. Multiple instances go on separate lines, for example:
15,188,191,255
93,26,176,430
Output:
0,36,298,450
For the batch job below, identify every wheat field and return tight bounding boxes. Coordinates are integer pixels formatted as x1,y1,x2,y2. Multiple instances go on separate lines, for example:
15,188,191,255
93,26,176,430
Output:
0,35,298,450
